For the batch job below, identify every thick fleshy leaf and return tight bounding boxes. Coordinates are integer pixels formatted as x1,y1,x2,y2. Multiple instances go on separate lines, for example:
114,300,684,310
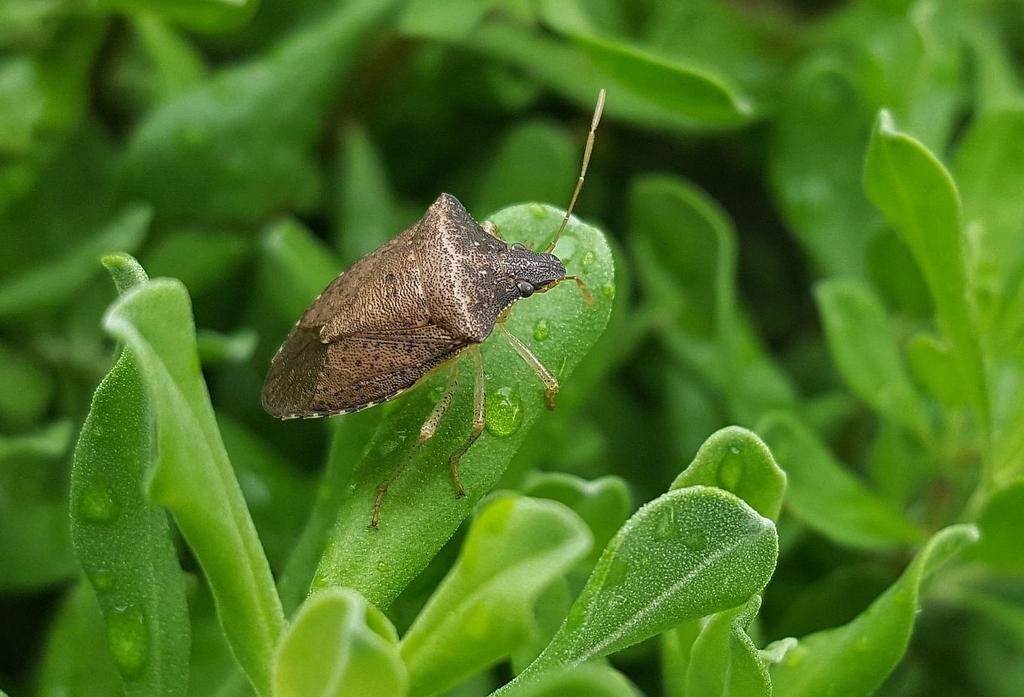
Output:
400,494,591,697
684,595,770,697
771,525,979,697
273,588,407,697
71,254,189,696
522,471,631,566
671,425,786,520
311,204,614,608
103,276,283,696
496,486,778,693
758,412,925,550
814,278,928,437
864,109,986,427
497,664,635,697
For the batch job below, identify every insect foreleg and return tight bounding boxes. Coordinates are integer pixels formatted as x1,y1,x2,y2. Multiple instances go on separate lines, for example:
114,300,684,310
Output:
498,324,559,410
447,346,486,497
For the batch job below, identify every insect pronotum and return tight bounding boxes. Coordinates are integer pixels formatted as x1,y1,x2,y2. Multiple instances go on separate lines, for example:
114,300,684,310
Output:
262,89,607,527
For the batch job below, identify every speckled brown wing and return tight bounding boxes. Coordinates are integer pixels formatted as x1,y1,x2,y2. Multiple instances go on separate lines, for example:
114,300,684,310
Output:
261,323,467,418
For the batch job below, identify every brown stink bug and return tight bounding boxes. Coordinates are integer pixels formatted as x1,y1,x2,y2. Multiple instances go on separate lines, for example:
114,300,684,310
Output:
262,89,606,527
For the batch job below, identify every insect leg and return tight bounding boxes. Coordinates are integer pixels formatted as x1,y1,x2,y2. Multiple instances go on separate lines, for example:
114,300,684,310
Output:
497,324,559,410
370,363,459,528
447,345,486,497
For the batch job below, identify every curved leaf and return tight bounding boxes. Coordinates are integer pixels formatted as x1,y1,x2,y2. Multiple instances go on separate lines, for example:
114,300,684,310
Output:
400,494,592,697
71,253,189,696
864,109,987,432
685,595,770,697
103,277,283,697
312,204,614,607
771,525,979,697
274,588,407,697
671,425,787,520
498,486,779,693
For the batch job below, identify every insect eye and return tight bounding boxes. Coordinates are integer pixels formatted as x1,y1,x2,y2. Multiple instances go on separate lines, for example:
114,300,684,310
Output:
510,242,527,251
516,280,535,297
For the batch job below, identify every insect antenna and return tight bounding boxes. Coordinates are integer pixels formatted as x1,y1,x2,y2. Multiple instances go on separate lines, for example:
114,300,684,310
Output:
545,87,606,254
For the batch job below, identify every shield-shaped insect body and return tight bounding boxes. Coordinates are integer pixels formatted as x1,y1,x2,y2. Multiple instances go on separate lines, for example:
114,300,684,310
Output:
262,89,606,526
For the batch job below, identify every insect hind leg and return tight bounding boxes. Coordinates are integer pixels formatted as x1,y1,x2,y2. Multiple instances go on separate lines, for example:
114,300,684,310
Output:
447,346,486,497
370,363,459,529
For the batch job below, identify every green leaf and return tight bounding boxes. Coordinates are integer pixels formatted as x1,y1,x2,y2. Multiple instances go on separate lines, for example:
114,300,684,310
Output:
769,60,879,276
758,412,925,550
771,524,979,697
630,174,795,424
121,0,397,224
399,0,493,41
954,107,1024,339
334,123,399,267
541,0,755,127
36,583,125,697
497,664,635,697
273,588,408,697
521,471,631,566
103,277,284,696
814,278,928,437
462,21,742,133
0,420,77,591
671,425,787,520
971,481,1024,572
311,204,614,607
400,494,592,697
906,332,964,407
498,486,779,693
864,109,987,430
0,203,150,319
97,0,258,33
71,336,190,694
684,595,770,697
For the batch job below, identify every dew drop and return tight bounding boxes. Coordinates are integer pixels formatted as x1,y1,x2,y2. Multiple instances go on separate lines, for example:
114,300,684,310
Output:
529,203,548,219
107,605,149,679
601,283,615,300
485,386,524,437
376,561,389,573
533,319,550,342
79,479,119,523
603,556,629,588
653,508,679,541
717,449,744,491
683,528,708,552
580,251,595,268
90,568,115,592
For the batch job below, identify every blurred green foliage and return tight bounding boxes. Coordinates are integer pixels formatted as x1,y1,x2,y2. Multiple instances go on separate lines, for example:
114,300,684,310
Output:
2,0,1024,696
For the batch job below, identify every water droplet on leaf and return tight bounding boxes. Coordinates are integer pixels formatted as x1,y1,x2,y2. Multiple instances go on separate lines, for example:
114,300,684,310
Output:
107,605,149,678
533,319,550,342
717,450,744,491
602,283,615,300
653,508,679,541
529,204,547,219
485,386,523,437
581,251,595,268
79,479,119,523
90,568,115,592
683,528,708,552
